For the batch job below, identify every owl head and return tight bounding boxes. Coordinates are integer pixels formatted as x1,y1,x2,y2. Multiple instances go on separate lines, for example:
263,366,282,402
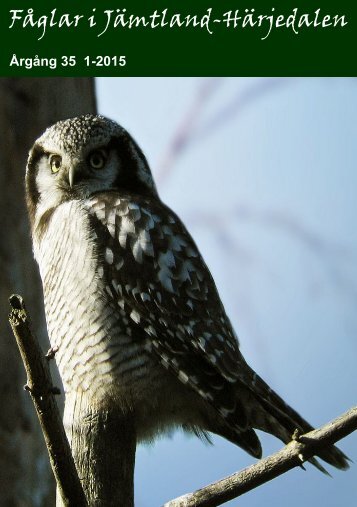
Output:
26,114,158,230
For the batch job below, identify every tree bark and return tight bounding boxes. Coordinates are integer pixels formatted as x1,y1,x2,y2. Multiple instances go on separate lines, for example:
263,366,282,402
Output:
0,78,96,506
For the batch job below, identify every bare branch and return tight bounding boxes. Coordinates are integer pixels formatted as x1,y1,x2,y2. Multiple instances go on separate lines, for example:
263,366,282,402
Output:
8,294,87,507
164,407,356,507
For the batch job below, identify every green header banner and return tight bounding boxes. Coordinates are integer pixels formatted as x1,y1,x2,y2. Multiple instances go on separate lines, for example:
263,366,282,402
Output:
0,0,355,76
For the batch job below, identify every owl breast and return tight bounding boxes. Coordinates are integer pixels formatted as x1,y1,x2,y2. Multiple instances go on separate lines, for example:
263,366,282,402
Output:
34,201,156,401
33,200,207,439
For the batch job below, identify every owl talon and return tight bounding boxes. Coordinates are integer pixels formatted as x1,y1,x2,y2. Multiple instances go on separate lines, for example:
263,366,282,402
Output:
298,453,306,469
294,432,306,469
292,428,301,441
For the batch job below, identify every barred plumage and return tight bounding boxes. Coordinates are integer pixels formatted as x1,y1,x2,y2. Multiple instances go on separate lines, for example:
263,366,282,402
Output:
25,114,349,469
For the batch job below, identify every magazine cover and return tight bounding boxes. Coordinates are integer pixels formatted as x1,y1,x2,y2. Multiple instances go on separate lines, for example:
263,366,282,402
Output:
0,1,356,506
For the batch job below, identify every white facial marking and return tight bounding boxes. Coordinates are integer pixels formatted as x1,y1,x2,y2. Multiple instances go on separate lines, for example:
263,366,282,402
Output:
34,157,64,225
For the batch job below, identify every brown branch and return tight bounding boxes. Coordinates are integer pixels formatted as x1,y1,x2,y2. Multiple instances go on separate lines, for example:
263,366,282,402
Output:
8,294,87,507
164,407,356,507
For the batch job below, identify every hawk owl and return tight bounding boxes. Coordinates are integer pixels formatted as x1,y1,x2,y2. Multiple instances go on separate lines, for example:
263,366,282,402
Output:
25,114,348,471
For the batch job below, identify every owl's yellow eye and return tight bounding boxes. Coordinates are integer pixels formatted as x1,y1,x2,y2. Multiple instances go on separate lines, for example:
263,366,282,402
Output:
50,155,62,174
88,150,107,170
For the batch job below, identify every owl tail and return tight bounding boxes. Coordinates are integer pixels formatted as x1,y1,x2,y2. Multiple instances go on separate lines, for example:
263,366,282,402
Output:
242,368,350,473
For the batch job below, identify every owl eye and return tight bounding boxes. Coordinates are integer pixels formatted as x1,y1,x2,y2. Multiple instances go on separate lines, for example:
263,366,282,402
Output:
50,155,62,174
88,150,107,170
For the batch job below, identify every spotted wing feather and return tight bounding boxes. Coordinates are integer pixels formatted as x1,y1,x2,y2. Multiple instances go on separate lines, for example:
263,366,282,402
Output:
85,193,258,433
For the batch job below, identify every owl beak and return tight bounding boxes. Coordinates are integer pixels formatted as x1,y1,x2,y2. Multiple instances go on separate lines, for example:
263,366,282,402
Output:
68,166,76,188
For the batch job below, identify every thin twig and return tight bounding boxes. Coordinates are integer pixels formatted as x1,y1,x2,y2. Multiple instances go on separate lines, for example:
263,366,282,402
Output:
8,294,87,507
164,407,356,507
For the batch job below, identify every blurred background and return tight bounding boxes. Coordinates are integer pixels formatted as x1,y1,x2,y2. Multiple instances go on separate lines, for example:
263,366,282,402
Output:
0,77,356,506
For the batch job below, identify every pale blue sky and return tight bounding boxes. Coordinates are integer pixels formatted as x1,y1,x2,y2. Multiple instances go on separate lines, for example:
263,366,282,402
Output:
97,78,357,507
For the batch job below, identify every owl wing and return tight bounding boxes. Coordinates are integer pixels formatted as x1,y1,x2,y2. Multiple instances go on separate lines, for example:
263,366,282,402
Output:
85,191,260,440
85,192,352,470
